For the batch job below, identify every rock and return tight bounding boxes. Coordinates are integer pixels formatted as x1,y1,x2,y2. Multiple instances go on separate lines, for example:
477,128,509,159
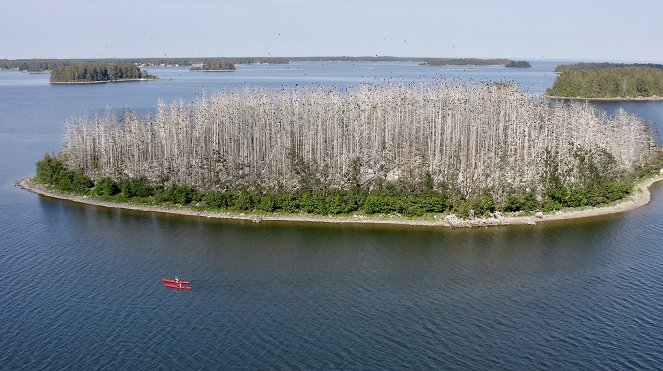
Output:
535,211,544,219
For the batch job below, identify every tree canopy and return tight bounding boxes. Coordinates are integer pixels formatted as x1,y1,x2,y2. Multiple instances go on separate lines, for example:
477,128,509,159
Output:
50,63,156,83
547,66,663,98
190,61,236,71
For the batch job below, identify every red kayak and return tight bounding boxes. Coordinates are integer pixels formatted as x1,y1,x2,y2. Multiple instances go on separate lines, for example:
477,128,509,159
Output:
162,278,190,285
165,284,192,290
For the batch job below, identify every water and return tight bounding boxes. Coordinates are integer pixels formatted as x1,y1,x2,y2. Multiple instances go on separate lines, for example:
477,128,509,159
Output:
1,62,662,369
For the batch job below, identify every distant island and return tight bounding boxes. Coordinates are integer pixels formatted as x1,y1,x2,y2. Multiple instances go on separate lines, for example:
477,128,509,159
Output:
505,60,531,68
190,61,236,71
547,65,663,99
50,63,157,84
27,82,662,223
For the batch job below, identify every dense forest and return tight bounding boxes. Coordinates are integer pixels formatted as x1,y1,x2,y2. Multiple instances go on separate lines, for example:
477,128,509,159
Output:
190,61,236,71
45,82,661,217
554,62,663,73
546,66,663,98
50,63,156,83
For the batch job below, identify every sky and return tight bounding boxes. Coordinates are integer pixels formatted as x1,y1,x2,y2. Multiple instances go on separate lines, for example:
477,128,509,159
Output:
1,0,662,62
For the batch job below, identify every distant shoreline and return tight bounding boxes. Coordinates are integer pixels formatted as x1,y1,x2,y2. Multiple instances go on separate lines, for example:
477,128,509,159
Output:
546,95,663,102
50,78,158,85
17,174,663,228
190,69,235,72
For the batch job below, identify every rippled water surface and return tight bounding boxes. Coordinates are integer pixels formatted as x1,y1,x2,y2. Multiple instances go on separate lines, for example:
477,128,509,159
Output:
1,62,662,369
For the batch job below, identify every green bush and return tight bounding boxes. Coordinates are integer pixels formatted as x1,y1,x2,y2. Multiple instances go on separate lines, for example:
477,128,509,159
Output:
203,191,235,209
94,177,120,196
161,184,198,204
119,177,153,198
234,190,254,210
257,194,276,212
35,154,93,194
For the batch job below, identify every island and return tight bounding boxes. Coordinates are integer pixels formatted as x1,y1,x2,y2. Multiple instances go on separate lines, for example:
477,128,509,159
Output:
547,64,663,100
23,82,663,227
190,61,236,71
50,63,157,84
505,60,531,68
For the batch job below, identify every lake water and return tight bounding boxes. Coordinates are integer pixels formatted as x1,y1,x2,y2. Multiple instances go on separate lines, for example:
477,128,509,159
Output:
1,61,662,369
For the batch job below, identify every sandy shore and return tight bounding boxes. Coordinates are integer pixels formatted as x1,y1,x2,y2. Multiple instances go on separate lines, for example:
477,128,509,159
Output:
17,174,663,228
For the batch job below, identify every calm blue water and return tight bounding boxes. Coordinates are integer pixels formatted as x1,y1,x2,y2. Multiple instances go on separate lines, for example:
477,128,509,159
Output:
1,62,662,369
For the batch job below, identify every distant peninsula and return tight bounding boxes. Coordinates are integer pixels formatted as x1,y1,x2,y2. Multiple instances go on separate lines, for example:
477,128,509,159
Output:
547,65,663,100
190,61,236,72
50,63,156,84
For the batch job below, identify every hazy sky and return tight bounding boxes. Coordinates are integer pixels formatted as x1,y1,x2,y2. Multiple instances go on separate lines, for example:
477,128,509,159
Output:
2,0,662,62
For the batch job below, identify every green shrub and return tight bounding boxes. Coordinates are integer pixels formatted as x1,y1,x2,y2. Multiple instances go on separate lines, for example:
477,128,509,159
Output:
35,154,93,194
94,177,120,196
203,191,235,209
161,184,198,204
234,190,254,210
257,194,276,212
119,177,153,198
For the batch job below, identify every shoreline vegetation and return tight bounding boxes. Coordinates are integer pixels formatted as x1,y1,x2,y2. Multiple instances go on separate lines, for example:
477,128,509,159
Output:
18,173,663,228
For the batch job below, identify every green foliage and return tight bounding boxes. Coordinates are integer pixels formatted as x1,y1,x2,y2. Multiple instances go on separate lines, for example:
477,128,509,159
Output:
35,154,93,193
160,184,199,204
32,159,647,220
452,193,496,218
190,60,235,71
234,190,254,210
505,60,531,68
203,191,236,209
547,66,663,98
119,177,153,198
502,189,540,212
50,63,155,83
256,194,276,212
554,62,663,73
36,154,67,184
94,177,120,196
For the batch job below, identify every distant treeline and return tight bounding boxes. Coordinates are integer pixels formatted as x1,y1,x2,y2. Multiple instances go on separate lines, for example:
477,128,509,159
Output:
547,66,663,98
420,58,519,66
50,63,156,83
554,62,663,72
190,61,236,71
0,56,531,72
